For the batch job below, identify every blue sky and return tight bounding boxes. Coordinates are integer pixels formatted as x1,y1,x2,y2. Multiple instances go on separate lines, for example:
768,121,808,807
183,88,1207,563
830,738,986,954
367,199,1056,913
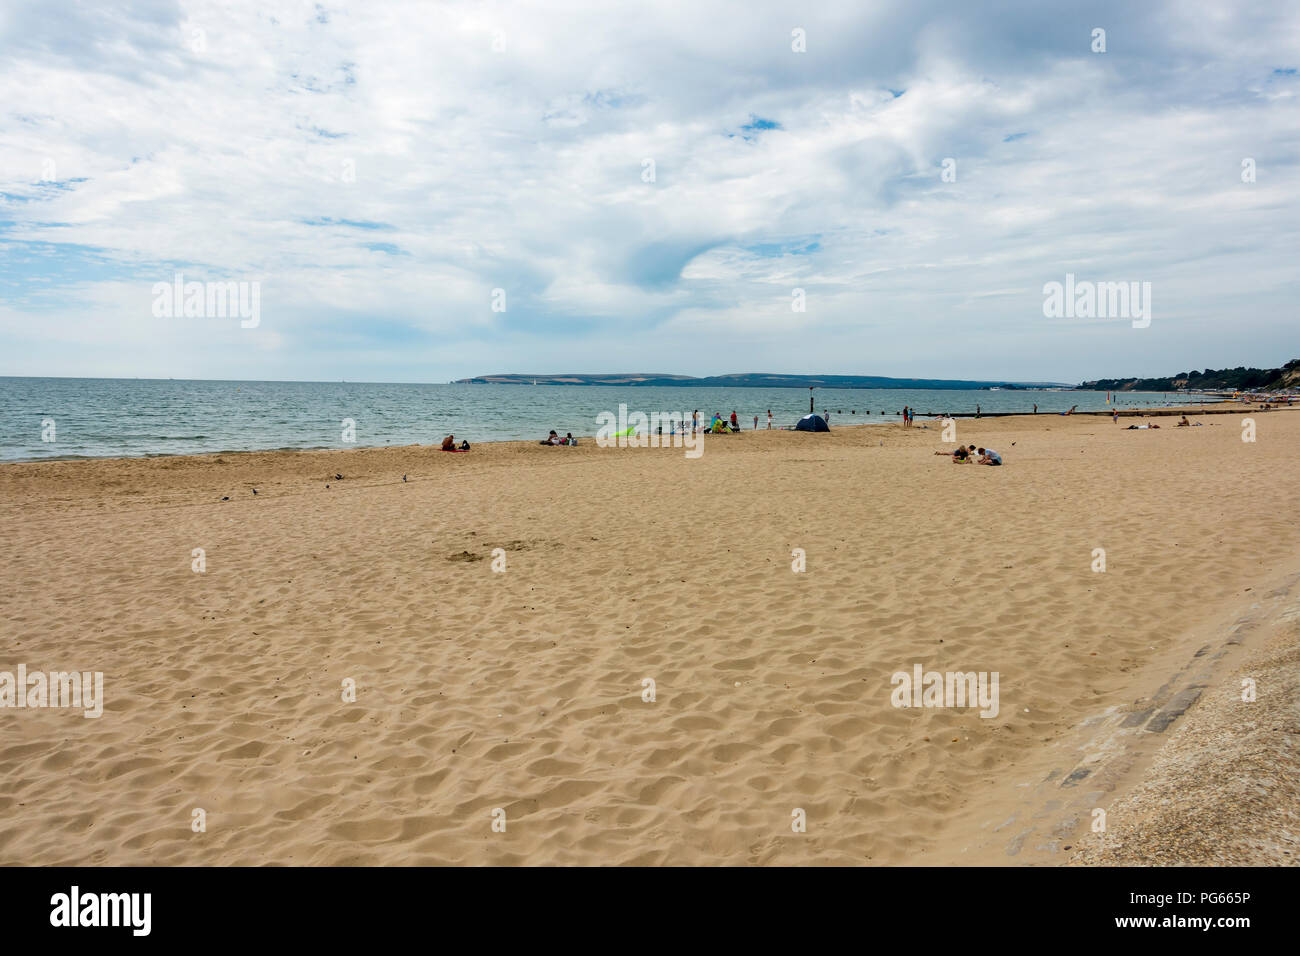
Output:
0,0,1297,383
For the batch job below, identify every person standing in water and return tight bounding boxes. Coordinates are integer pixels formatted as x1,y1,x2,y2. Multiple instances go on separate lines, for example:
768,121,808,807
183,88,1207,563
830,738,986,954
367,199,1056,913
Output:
766,409,773,429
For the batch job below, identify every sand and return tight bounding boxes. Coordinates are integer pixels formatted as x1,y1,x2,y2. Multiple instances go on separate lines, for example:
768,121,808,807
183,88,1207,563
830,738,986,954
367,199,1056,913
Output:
1,406,1297,865
1068,613,1300,866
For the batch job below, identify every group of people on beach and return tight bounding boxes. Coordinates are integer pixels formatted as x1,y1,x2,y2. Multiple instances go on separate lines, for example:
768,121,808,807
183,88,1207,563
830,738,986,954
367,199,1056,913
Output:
452,398,1239,454
671,410,756,434
1238,393,1294,408
938,444,1002,465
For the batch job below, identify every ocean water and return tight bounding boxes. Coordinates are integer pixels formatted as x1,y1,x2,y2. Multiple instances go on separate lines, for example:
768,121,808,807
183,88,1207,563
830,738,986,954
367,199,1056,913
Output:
0,377,1217,462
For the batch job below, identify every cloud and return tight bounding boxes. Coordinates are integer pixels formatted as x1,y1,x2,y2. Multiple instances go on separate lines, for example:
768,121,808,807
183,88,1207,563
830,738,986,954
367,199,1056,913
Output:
0,0,1298,383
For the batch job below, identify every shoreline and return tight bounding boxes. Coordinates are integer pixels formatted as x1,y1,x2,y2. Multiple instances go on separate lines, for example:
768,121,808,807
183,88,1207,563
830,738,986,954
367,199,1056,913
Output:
1,400,1264,468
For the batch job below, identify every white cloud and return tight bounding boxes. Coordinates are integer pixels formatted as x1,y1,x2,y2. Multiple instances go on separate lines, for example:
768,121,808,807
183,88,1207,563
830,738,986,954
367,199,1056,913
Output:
0,0,1297,382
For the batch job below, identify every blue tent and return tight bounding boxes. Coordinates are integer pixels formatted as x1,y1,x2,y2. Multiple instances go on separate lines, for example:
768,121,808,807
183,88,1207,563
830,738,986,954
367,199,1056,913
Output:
794,413,830,432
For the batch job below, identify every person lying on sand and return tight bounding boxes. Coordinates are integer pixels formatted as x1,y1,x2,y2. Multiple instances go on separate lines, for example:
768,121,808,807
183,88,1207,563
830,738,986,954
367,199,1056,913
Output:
977,447,1002,465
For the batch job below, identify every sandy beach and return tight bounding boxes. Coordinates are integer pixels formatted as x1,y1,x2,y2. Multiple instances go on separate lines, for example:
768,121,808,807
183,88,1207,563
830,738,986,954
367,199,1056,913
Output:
2,407,1297,866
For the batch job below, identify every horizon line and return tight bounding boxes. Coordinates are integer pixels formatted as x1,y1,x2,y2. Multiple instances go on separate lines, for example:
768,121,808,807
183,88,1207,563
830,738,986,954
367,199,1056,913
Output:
2,372,1081,388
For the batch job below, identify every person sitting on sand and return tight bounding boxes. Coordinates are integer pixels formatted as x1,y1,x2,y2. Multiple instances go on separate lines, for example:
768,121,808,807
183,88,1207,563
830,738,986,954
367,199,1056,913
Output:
564,432,575,445
540,430,561,445
460,440,470,451
937,444,973,461
1177,416,1191,426
441,434,456,451
977,447,1002,465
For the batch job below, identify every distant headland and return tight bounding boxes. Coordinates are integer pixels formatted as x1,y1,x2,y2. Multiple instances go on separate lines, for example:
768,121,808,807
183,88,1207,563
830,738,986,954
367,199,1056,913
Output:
453,372,1069,390
458,361,1300,392
1078,360,1300,393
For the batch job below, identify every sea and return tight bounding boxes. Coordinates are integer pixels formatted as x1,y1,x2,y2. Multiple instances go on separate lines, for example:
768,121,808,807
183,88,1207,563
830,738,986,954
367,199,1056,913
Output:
0,377,1219,462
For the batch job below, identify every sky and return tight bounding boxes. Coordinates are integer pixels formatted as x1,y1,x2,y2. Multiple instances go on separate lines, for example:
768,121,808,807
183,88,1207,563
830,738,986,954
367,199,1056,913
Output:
1,0,1297,384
